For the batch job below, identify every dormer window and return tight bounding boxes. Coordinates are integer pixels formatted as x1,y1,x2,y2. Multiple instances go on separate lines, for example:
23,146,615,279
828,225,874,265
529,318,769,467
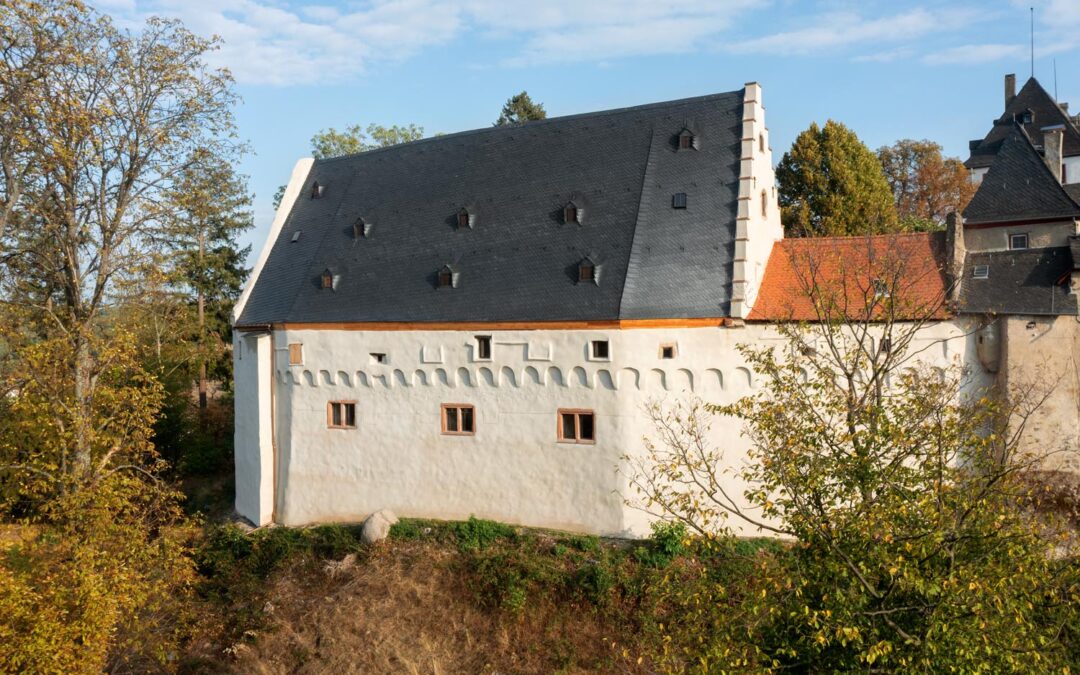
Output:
437,264,458,289
457,208,472,229
563,201,579,224
578,257,597,284
353,218,371,239
672,193,688,209
311,181,324,199
321,268,335,290
678,128,695,150
1019,109,1034,125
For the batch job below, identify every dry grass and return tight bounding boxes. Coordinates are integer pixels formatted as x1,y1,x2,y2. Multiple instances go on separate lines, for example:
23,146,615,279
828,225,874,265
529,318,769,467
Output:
226,540,647,674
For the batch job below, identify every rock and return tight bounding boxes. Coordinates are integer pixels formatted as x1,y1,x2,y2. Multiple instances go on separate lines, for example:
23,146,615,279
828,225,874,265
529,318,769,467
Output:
360,509,398,545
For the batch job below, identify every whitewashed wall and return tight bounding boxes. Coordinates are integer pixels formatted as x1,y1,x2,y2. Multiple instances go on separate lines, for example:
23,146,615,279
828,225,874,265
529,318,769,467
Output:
234,320,987,537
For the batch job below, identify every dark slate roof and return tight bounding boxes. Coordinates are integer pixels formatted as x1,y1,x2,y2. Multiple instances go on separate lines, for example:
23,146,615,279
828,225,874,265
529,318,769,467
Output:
962,124,1080,225
959,247,1077,316
966,77,1080,170
237,91,744,325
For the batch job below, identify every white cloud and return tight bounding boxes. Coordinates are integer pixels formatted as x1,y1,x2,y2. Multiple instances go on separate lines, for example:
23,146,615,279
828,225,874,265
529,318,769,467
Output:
726,8,979,57
852,46,916,64
922,43,1025,66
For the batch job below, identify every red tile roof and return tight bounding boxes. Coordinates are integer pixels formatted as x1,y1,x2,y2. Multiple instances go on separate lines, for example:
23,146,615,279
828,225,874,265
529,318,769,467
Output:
747,232,951,322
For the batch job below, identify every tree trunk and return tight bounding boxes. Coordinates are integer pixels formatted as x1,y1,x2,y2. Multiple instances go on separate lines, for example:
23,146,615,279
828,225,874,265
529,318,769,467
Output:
197,230,207,410
72,328,92,477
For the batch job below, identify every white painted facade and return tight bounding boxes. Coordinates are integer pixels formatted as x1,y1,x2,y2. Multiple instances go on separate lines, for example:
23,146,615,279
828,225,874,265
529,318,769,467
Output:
233,320,985,537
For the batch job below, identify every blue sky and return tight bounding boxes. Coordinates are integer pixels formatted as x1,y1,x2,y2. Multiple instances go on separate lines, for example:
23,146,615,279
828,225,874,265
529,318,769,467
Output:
97,0,1080,256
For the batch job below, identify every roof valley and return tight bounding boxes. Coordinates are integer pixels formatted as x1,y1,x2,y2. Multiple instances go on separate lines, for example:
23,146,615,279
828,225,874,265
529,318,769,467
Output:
616,122,662,320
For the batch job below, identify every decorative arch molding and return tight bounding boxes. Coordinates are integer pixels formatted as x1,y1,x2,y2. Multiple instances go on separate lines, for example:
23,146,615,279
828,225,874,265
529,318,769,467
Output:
705,368,724,391
500,366,518,388
524,366,543,385
734,366,753,390
302,370,316,387
434,368,450,386
457,367,474,387
355,370,371,388
413,369,428,386
336,371,351,387
675,368,694,392
648,368,667,391
479,367,496,387
597,369,616,390
572,366,590,388
319,370,333,385
619,367,640,390
547,366,565,387
394,369,409,387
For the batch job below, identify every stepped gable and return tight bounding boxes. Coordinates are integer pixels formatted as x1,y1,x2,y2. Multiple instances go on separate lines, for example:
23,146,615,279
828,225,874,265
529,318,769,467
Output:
963,124,1080,225
747,232,950,322
237,91,745,326
966,76,1080,170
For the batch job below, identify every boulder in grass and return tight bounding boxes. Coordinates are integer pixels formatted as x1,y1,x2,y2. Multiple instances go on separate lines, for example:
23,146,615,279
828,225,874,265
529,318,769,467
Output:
360,509,398,545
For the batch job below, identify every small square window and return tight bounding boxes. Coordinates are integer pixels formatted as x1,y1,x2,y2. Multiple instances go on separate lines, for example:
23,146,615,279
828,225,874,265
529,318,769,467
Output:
558,409,595,444
660,344,676,359
457,208,471,228
1009,233,1029,250
679,134,693,150
579,260,596,283
327,401,356,429
370,352,387,364
321,271,334,289
672,193,688,209
591,340,609,360
475,335,492,360
880,337,892,354
872,278,890,298
288,343,303,365
442,404,475,435
972,265,989,279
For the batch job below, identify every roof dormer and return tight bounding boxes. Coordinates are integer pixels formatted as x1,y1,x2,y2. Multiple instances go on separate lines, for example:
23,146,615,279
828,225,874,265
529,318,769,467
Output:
436,264,459,289
577,256,600,285
353,217,372,239
563,201,581,224
677,127,697,151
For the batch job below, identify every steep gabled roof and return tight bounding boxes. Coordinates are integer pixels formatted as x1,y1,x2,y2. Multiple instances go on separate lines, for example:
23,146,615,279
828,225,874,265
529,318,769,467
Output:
237,91,744,326
962,124,1080,225
966,77,1080,170
747,232,950,322
959,247,1076,316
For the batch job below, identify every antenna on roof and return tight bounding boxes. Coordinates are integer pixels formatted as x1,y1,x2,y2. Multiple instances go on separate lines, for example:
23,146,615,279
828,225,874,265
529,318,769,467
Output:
1030,6,1035,79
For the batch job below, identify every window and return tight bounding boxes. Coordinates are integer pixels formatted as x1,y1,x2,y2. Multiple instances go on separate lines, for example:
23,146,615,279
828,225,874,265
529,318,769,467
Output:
564,202,579,224
558,409,595,444
327,401,356,429
872,278,890,298
437,265,456,288
288,343,303,365
442,404,475,435
475,335,492,360
759,133,765,153
353,218,370,239
761,189,767,217
291,230,302,243
457,208,471,229
578,259,596,283
369,352,386,364
1009,233,1029,250
880,337,892,354
678,129,694,150
321,269,334,289
672,192,688,209
972,265,990,279
591,340,609,360
311,181,323,199
660,343,676,359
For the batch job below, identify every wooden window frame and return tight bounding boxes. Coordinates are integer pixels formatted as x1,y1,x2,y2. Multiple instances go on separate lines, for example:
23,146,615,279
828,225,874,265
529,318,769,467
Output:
578,261,595,283
288,343,303,365
438,268,453,288
564,203,578,224
441,403,476,436
557,408,595,444
678,133,693,150
327,400,357,429
659,343,677,359
475,335,492,361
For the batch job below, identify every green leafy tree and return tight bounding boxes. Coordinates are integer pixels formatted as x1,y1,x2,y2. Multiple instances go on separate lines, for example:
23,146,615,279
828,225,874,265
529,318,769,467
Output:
777,121,898,236
494,91,546,126
878,139,977,228
628,241,1078,670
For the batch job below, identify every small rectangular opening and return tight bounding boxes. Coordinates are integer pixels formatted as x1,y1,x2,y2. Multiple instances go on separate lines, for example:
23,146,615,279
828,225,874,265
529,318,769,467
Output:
291,231,302,242
880,337,892,354
288,343,303,365
442,404,475,435
660,344,676,359
327,401,357,429
972,265,989,279
370,353,387,364
475,335,492,360
672,192,688,209
1009,233,1029,250
591,340,609,360
558,409,595,444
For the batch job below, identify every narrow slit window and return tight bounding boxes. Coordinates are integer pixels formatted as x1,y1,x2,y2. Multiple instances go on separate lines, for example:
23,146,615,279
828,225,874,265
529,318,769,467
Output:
321,270,334,289
327,401,356,429
880,337,892,354
759,133,765,153
437,265,456,288
672,192,687,209
288,343,303,365
370,352,386,364
457,208,471,228
311,181,323,199
591,340,609,360
563,202,579,224
442,404,475,435
475,335,492,360
761,189,767,217
558,409,595,444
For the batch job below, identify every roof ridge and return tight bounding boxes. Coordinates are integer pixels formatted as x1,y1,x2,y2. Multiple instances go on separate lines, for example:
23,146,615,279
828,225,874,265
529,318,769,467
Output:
313,89,744,165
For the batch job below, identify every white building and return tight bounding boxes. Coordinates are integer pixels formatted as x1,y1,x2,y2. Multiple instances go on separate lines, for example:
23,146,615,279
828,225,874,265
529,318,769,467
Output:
233,83,1078,537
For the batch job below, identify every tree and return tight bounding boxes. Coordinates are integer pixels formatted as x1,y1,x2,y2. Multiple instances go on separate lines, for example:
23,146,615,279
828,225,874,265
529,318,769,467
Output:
0,7,238,482
628,239,1078,670
878,139,978,227
310,122,425,159
164,150,252,409
776,121,898,237
494,91,546,126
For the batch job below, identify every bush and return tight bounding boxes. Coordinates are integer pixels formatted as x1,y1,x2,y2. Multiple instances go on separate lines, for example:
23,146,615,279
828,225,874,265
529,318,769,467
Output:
634,520,687,569
453,516,517,552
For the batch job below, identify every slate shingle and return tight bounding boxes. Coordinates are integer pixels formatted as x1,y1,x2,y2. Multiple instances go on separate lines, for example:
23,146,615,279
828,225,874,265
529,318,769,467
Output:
959,247,1076,316
238,91,744,326
966,77,1080,170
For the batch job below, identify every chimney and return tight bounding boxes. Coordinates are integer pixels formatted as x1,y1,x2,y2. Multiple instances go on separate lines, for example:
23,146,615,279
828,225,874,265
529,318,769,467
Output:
1043,125,1064,183
945,212,966,303
1005,73,1016,108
